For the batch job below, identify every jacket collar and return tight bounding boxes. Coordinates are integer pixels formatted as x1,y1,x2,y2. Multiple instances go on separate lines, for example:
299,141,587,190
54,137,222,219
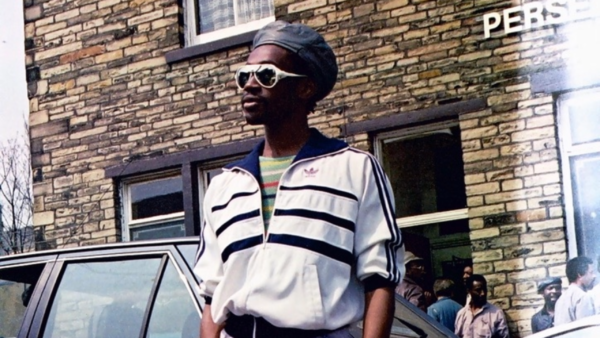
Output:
225,128,348,180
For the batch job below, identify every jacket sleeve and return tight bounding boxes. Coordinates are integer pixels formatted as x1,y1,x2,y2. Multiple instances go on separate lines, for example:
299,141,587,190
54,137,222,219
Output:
193,194,224,303
354,153,405,292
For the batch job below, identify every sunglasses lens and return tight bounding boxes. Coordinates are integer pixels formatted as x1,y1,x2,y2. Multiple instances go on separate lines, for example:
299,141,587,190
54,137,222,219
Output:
237,71,250,88
256,67,277,87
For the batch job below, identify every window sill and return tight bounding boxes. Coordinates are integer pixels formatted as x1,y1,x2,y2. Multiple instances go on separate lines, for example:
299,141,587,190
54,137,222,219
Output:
165,30,257,64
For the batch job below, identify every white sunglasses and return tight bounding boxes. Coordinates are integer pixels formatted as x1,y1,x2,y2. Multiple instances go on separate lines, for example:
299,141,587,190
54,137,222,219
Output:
235,64,306,89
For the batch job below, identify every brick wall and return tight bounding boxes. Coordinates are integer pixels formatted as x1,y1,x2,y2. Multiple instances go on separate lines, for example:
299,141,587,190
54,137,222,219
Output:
25,0,588,336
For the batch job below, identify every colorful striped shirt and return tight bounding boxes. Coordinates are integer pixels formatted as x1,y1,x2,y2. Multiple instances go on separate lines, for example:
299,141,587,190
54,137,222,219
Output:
259,155,294,232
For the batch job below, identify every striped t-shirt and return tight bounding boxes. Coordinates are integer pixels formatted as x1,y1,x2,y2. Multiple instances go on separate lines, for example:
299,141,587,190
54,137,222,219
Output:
259,155,294,232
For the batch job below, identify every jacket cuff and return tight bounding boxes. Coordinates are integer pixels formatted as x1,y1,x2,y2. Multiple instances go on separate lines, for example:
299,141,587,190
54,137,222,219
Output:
204,296,213,305
363,275,397,293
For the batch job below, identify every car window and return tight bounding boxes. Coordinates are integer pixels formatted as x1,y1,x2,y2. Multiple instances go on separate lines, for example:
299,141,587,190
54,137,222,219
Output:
0,263,45,338
177,244,197,268
42,258,161,338
146,261,200,338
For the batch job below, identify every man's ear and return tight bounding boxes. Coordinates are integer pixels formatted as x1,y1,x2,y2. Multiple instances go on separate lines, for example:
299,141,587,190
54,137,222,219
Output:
297,78,317,100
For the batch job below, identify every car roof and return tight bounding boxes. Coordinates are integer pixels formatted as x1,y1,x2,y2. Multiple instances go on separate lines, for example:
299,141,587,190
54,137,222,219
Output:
0,237,198,262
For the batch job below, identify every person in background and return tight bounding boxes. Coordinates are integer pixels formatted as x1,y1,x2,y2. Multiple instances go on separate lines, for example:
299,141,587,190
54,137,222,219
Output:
554,256,596,326
396,251,428,311
463,265,473,286
531,277,562,333
427,278,462,332
588,257,600,314
455,274,509,338
458,265,473,306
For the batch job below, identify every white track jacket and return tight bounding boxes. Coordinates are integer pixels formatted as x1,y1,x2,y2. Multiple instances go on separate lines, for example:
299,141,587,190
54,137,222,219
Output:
194,128,404,331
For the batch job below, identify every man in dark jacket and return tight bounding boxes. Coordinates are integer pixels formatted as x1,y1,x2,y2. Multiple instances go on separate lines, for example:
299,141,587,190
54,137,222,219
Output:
531,277,562,333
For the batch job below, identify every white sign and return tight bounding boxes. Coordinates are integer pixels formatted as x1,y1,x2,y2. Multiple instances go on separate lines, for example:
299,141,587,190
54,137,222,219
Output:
483,0,599,39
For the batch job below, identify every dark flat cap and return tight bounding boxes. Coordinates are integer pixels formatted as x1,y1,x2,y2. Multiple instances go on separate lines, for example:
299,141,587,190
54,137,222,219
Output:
253,21,338,102
537,277,562,293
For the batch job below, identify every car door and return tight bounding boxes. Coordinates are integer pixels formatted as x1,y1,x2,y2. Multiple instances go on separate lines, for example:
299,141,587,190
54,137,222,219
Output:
27,244,202,338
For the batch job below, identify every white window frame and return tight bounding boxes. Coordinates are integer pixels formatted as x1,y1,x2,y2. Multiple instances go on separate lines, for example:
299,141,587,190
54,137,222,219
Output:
197,157,244,223
557,87,600,257
121,170,185,242
183,0,275,47
374,120,469,229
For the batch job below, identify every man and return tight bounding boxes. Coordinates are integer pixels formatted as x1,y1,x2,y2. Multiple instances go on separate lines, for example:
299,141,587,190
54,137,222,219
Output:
554,256,596,326
590,258,600,314
463,265,473,285
396,252,428,311
427,278,462,332
531,277,562,333
194,21,404,338
459,265,473,305
455,275,509,338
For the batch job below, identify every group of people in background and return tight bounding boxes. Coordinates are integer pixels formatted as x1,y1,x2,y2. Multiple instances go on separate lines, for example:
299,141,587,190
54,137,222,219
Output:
396,253,600,337
396,252,509,338
532,256,600,333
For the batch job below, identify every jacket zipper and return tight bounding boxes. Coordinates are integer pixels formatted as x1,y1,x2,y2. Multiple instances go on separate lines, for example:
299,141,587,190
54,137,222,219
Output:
232,146,350,248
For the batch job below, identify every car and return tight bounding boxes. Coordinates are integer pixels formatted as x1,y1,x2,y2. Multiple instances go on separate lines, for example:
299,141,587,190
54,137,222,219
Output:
0,238,456,338
527,315,600,338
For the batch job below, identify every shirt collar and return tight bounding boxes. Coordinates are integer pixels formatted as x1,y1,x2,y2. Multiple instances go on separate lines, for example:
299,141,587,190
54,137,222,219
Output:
225,128,348,180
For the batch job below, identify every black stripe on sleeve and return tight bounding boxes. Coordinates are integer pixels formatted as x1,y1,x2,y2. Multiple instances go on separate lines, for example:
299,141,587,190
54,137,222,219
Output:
212,189,259,212
274,208,355,232
216,209,261,237
268,234,353,266
279,185,358,201
221,235,263,263
368,155,403,282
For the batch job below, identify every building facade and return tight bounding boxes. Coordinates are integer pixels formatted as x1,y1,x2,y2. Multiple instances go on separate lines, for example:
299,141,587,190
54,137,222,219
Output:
24,0,600,336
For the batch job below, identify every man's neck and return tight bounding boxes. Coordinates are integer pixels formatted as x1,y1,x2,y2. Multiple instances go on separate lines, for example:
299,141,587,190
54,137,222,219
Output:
544,303,555,316
469,301,484,313
263,124,310,158
573,280,588,291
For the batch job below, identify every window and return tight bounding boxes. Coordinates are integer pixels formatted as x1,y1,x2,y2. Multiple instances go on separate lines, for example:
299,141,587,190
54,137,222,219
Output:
558,88,600,259
0,263,45,338
197,157,243,222
122,172,185,241
41,257,200,338
375,122,471,297
185,0,275,46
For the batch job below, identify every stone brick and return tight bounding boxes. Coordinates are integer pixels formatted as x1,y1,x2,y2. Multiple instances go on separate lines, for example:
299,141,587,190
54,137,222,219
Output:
472,249,503,262
466,182,500,196
33,211,54,226
494,258,525,272
493,283,514,297
35,42,83,61
471,227,500,240
288,0,327,13
377,0,409,10
521,229,565,244
60,45,105,64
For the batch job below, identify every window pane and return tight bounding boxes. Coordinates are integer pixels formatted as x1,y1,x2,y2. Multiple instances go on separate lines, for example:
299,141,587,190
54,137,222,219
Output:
177,244,198,268
198,0,234,33
131,176,183,220
567,98,600,145
571,153,600,259
42,258,161,338
0,264,45,337
0,281,30,336
131,220,185,241
380,126,466,218
197,0,273,33
146,262,199,338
